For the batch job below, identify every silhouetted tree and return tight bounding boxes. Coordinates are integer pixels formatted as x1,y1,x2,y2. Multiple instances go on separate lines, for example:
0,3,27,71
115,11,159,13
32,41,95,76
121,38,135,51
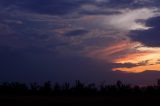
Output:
0,79,160,96
157,79,160,87
30,82,40,95
53,83,61,95
40,81,52,95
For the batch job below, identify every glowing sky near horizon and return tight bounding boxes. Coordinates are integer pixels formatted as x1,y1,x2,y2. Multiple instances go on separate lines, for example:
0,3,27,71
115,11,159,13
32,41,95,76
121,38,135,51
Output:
112,43,160,73
109,8,160,73
86,7,160,73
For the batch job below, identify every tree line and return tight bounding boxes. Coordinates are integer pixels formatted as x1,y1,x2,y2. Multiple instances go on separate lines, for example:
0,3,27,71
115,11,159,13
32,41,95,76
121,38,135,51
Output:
1,80,160,96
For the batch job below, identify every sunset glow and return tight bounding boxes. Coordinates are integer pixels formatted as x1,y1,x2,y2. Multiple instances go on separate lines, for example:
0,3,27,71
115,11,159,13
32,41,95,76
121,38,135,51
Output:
113,64,160,73
112,44,160,73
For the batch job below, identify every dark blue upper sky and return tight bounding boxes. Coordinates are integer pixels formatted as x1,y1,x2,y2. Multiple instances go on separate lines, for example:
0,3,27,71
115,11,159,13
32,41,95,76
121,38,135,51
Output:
0,0,160,85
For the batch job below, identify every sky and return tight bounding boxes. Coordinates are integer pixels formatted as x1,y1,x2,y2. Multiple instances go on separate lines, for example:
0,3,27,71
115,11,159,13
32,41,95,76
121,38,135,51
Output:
1,0,160,85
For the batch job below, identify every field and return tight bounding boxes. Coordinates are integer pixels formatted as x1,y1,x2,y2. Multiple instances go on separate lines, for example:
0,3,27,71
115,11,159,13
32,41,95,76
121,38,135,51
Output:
0,95,159,106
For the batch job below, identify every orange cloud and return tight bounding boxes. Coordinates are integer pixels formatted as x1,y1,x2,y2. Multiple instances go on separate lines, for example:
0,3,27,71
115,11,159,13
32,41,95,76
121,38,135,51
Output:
87,40,134,61
87,40,160,73
113,64,160,73
113,51,153,64
113,45,160,73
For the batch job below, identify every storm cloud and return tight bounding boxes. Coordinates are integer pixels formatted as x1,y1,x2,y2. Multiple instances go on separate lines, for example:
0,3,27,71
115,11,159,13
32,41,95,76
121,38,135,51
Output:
130,16,160,47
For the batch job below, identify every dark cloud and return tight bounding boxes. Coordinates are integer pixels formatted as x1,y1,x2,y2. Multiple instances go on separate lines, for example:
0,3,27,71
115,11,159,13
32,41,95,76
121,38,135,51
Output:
0,46,114,83
0,0,158,16
0,0,83,15
79,9,121,15
94,0,159,9
111,63,142,68
0,0,160,85
130,16,160,47
65,29,88,37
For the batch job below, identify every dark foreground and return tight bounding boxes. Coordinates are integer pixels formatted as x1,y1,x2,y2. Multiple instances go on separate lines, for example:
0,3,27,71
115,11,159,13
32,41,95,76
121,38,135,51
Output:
0,96,160,106
1,80,160,105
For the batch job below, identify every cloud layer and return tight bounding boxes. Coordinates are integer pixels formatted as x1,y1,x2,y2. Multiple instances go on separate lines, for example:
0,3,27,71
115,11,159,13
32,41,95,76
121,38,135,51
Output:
0,0,160,84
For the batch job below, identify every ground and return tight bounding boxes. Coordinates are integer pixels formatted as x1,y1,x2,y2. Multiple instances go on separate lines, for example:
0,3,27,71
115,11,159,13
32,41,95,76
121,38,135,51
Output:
0,96,159,106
